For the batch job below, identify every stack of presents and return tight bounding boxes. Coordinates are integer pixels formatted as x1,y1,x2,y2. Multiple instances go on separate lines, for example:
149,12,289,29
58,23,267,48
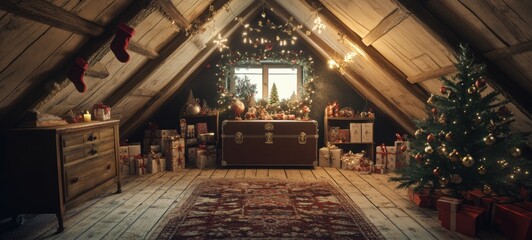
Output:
119,129,184,176
408,180,532,239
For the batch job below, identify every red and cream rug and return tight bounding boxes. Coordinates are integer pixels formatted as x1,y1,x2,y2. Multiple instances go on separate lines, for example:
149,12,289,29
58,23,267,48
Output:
152,179,384,239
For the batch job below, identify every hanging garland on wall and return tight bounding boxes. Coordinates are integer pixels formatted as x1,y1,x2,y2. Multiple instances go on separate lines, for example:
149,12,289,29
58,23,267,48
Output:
216,49,317,118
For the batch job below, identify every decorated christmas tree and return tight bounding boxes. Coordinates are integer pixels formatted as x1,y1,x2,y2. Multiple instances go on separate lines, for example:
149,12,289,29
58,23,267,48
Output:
269,83,279,104
391,44,531,199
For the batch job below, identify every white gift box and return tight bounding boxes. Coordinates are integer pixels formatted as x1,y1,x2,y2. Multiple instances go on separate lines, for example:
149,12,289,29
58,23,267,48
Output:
394,141,411,167
319,147,331,167
361,123,373,143
330,148,342,169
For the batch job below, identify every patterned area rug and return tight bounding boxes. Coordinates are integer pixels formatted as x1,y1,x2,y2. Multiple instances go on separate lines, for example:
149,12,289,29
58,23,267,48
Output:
152,179,384,239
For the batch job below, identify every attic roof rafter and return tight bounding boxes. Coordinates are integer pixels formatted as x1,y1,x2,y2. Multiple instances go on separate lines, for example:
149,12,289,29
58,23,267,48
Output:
305,0,429,101
121,3,261,136
154,0,191,30
265,0,416,133
104,0,232,109
0,0,104,37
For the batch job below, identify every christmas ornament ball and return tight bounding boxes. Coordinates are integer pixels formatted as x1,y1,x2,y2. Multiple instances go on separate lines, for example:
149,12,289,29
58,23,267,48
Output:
482,184,492,195
431,107,438,115
400,144,408,152
448,149,461,162
483,134,496,146
445,132,454,142
427,95,434,104
467,86,477,94
425,146,434,154
478,165,487,175
510,147,522,158
475,77,486,88
415,129,424,138
415,153,423,162
439,177,449,187
497,106,510,116
438,114,447,125
440,86,447,94
433,167,440,176
426,133,435,143
461,154,475,167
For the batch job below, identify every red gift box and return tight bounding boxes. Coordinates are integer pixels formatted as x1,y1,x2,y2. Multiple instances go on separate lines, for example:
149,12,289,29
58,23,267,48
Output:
467,190,511,225
437,197,485,236
494,203,532,240
408,188,442,209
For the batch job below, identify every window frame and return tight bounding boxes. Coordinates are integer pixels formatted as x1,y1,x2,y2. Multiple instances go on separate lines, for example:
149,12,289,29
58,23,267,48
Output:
232,64,302,100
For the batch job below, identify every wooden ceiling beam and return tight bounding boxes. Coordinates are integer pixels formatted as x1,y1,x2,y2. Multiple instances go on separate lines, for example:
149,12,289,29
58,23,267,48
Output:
407,65,457,83
483,40,532,61
306,0,429,101
0,0,104,37
395,0,531,118
154,0,191,30
105,0,231,109
120,3,260,137
128,41,159,59
1,0,158,128
85,62,110,79
362,8,410,46
266,0,416,134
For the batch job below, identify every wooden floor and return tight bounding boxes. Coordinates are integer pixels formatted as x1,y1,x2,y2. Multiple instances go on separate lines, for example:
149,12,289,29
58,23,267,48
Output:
1,167,506,240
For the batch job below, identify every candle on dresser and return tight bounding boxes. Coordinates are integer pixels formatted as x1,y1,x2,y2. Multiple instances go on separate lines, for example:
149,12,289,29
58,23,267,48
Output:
83,111,91,122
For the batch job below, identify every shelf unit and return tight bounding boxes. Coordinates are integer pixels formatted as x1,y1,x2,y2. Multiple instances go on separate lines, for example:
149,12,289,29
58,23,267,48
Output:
180,112,219,166
324,112,375,161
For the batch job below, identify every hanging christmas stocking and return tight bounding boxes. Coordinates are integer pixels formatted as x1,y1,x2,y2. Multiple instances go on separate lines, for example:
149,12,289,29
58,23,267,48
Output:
67,56,88,93
111,22,135,63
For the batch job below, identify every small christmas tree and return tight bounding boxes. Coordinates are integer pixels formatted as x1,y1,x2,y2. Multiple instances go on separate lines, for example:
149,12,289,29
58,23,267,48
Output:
235,76,257,104
269,83,279,104
390,44,531,199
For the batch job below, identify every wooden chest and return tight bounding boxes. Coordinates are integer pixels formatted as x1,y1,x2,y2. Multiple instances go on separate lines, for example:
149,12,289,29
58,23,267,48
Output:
4,120,121,232
221,120,318,166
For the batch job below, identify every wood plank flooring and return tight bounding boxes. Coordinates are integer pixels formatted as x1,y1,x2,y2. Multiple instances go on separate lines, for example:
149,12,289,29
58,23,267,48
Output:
0,167,506,240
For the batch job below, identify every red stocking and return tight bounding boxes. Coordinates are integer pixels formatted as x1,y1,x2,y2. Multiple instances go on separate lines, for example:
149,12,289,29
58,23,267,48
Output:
67,57,88,93
111,22,135,63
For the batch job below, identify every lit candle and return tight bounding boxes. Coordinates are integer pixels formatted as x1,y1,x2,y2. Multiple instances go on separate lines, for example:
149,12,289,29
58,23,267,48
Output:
83,111,91,122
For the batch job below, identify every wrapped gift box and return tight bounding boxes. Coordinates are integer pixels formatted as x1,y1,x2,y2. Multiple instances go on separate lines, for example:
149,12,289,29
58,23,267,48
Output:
93,103,111,121
318,147,342,168
146,153,165,174
136,158,146,176
197,150,217,169
119,146,130,176
128,144,142,175
394,140,410,167
494,203,532,240
466,190,511,225
166,139,185,171
437,197,485,236
409,188,434,208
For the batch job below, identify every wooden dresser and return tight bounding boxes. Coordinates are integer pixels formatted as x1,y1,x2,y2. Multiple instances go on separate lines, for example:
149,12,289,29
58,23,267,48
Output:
4,120,121,232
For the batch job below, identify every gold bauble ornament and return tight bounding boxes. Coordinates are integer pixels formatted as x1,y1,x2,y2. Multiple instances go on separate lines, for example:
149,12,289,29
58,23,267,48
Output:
438,145,448,155
438,114,447,125
414,153,423,162
483,133,496,146
482,184,492,195
415,129,424,138
425,146,434,154
450,174,462,184
448,149,461,162
439,177,449,187
478,165,487,175
498,159,509,168
467,86,477,94
445,132,454,142
461,154,475,167
510,147,522,158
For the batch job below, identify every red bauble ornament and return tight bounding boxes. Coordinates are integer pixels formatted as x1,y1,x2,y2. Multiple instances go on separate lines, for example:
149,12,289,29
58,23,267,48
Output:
475,77,486,88
427,133,435,142
415,153,423,162
431,107,438,115
497,106,510,116
205,63,211,68
433,167,440,176
400,144,408,152
440,86,447,94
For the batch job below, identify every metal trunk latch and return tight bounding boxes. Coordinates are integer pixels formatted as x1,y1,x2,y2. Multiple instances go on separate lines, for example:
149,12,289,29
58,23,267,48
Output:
235,132,243,144
265,132,273,144
298,132,307,144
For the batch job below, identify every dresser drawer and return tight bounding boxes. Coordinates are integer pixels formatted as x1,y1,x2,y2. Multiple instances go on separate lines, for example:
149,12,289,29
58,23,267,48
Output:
62,127,114,148
64,153,117,201
63,137,116,165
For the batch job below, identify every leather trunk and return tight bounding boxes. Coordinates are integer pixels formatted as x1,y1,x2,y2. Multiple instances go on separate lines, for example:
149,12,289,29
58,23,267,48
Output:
222,120,318,166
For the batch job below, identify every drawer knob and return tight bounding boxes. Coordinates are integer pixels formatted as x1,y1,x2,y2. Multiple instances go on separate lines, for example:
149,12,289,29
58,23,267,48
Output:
71,177,80,184
89,149,98,155
106,163,112,170
88,135,97,141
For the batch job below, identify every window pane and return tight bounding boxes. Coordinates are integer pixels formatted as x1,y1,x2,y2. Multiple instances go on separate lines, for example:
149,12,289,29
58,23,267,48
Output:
268,67,298,100
235,67,262,99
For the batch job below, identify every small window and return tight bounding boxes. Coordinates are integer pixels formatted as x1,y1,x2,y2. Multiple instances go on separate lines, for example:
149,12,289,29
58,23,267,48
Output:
234,65,301,101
